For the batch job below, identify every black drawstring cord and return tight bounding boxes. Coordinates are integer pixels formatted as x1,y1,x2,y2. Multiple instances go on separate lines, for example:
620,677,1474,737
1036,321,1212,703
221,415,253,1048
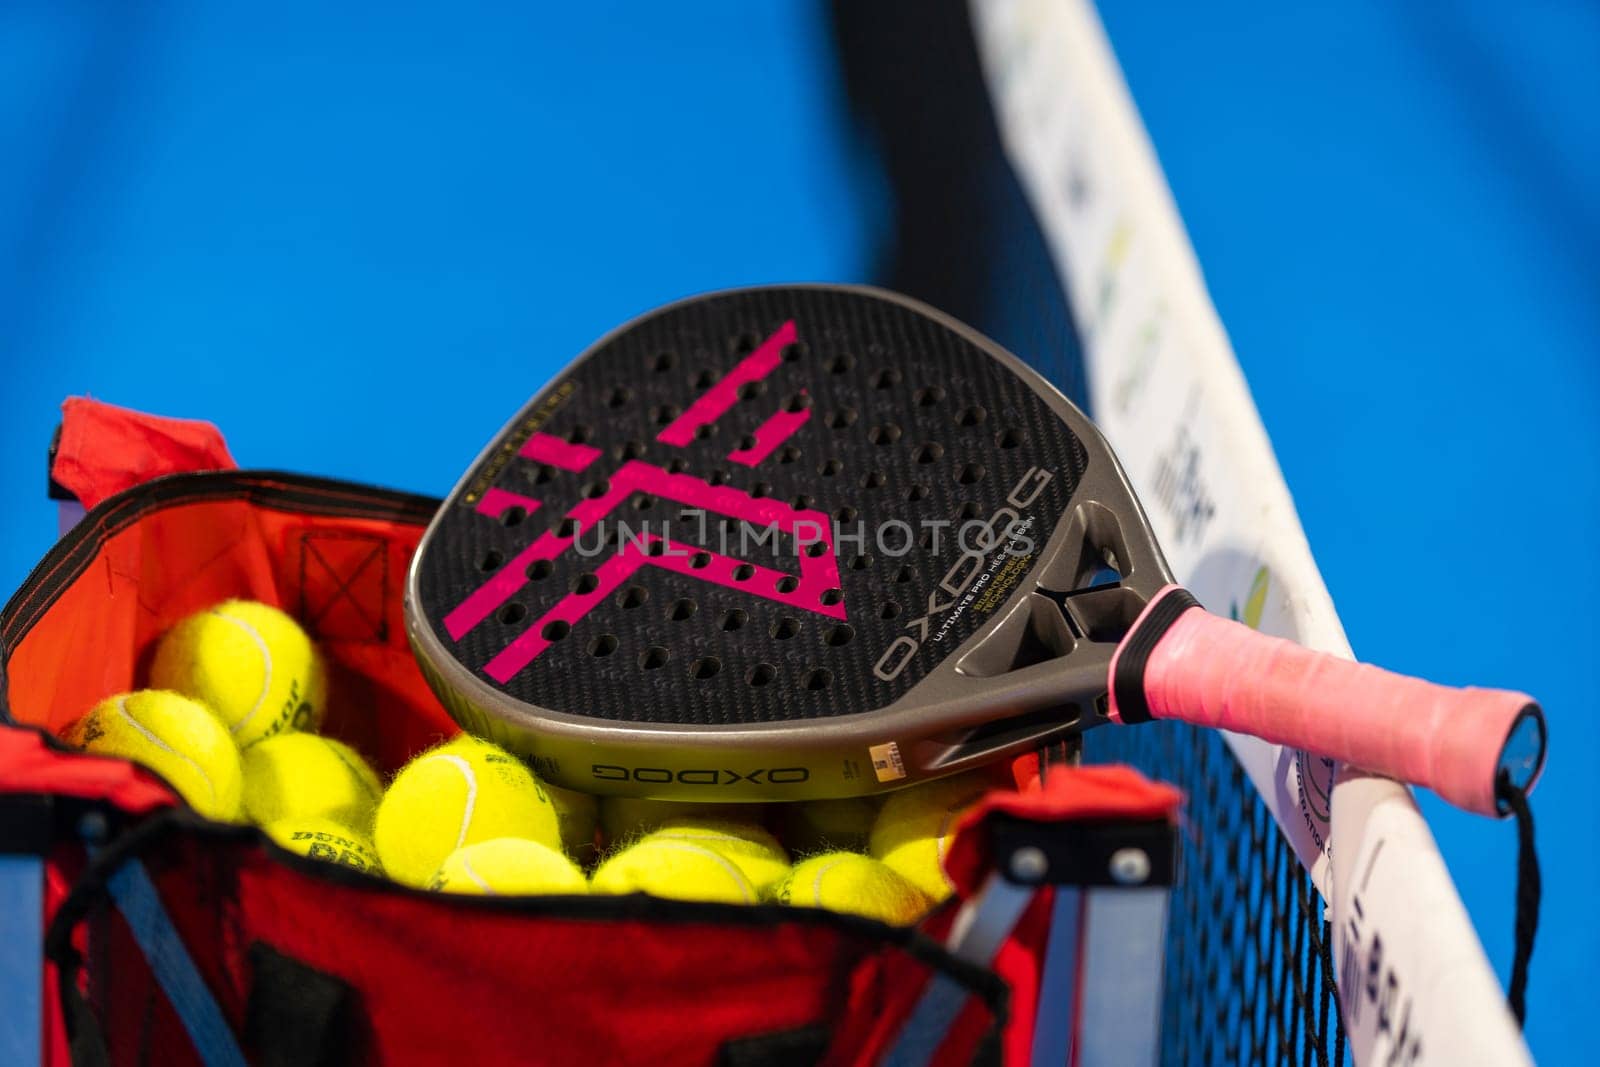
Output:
1497,772,1540,1027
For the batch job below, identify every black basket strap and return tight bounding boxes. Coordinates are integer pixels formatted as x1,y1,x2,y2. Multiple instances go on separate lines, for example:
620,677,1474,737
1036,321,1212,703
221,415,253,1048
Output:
245,943,358,1067
718,1023,832,1067
58,974,110,1067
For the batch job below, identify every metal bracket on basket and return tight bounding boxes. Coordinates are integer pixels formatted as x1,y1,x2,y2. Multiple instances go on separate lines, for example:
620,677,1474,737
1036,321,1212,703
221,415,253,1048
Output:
884,815,1177,1067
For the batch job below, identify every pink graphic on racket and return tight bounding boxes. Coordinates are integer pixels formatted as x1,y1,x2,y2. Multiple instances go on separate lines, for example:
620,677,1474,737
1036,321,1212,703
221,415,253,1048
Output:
406,286,1545,816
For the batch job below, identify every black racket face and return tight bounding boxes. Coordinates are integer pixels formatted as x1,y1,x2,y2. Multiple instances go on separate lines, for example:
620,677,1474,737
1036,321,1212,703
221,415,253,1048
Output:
408,286,1172,798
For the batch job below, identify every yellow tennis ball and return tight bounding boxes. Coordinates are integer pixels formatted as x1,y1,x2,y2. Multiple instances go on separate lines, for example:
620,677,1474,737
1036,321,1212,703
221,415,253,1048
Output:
433,734,597,858
428,838,589,897
647,819,792,892
240,732,382,830
868,774,993,902
542,781,600,860
774,852,931,925
149,599,325,749
373,737,562,887
599,796,760,843
64,690,243,822
590,839,757,904
777,796,880,855
265,817,384,876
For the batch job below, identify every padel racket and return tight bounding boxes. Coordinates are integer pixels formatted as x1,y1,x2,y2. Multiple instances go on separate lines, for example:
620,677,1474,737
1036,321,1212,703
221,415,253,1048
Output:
406,286,1545,816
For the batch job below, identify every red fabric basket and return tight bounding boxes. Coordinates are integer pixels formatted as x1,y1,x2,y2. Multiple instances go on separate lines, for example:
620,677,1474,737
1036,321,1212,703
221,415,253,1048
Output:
0,399,1179,1066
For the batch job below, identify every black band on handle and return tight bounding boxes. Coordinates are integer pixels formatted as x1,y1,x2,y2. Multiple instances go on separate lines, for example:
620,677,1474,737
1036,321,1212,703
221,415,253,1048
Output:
1113,588,1200,724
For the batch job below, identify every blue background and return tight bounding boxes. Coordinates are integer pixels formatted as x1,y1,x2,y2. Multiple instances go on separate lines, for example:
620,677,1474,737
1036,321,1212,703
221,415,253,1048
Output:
2,3,1594,1061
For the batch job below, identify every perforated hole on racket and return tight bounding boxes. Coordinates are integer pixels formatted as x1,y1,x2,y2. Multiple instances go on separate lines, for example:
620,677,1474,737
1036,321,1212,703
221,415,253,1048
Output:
406,285,1545,816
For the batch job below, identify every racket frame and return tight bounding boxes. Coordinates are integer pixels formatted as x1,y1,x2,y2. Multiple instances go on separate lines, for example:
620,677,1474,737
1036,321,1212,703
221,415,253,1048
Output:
406,286,1176,800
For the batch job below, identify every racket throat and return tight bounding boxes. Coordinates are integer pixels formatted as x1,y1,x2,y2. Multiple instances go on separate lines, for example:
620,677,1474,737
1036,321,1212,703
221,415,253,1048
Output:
1039,583,1150,647
923,588,1129,770
953,579,1147,682
917,703,1098,773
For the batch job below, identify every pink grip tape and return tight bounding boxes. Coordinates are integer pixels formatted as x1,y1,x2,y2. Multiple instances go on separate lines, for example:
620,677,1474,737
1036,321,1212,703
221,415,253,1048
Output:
1132,605,1536,816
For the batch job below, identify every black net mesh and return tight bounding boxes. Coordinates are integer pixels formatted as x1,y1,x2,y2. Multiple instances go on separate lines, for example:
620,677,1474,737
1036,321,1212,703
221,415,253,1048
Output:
830,1,1354,1060
1089,722,1350,1066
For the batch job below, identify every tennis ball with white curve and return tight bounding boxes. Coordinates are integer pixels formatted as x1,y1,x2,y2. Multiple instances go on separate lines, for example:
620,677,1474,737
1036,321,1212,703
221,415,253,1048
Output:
439,733,596,856
149,599,325,749
428,838,588,897
373,735,563,887
646,818,792,892
590,839,758,904
65,690,243,822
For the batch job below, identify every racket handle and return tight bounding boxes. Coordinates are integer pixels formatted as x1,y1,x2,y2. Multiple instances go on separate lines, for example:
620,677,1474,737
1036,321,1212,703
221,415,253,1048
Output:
1107,587,1546,816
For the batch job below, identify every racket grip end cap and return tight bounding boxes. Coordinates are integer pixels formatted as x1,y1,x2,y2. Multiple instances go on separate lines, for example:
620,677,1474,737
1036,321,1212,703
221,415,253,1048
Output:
1423,688,1546,817
1493,701,1546,811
